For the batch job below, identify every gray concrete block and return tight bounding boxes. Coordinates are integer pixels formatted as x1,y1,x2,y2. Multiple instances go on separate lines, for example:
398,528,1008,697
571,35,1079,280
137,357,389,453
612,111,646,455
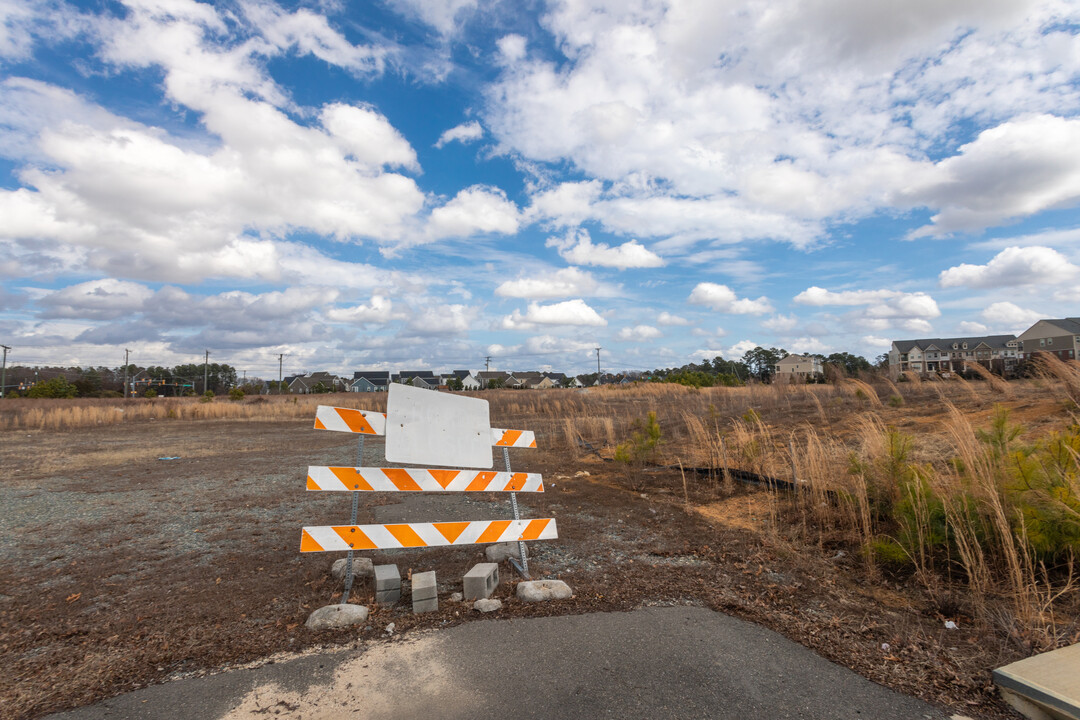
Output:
463,562,499,600
413,597,438,614
374,564,400,592
411,571,437,600
516,579,572,602
375,588,401,604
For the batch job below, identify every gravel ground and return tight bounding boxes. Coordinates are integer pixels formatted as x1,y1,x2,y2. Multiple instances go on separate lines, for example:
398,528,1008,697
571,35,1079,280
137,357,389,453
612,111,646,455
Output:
0,415,1040,720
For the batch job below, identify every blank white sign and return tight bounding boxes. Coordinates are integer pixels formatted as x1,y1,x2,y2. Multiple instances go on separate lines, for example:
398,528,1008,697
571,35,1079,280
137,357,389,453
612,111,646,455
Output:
384,383,493,469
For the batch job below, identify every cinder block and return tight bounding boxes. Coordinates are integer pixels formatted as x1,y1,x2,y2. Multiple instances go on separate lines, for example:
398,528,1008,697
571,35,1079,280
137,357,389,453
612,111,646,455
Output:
376,588,401,604
374,564,400,592
411,571,437,601
413,597,438,613
463,562,499,600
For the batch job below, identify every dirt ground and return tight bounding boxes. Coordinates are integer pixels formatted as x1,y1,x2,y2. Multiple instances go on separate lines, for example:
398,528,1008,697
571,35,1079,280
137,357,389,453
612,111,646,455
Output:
0,395,1071,719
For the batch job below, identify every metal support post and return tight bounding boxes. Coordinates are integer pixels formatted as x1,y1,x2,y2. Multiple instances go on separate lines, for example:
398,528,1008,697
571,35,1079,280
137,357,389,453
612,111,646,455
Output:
342,435,365,601
503,446,530,578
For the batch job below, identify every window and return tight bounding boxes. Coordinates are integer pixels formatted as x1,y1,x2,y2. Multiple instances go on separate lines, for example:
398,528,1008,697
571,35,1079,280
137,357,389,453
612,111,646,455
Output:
952,343,958,350
962,342,968,349
1040,339,1046,346
1047,337,1053,345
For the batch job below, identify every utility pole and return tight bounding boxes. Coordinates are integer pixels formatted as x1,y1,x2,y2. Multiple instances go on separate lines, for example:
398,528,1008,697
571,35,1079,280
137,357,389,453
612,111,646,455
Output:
123,348,130,399
278,353,285,394
596,347,602,376
484,356,492,372
204,350,210,394
0,344,9,399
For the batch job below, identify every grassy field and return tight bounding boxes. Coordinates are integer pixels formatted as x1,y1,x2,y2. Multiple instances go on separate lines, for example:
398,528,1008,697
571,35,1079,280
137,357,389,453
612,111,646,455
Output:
2,360,1078,718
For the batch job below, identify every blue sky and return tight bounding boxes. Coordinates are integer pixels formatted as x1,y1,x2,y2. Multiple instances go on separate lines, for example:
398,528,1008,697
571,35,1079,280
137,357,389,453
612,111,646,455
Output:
1,0,1079,378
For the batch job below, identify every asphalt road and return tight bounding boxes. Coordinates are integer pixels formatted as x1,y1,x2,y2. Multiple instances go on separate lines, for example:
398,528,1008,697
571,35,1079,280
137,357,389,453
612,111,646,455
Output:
49,606,953,720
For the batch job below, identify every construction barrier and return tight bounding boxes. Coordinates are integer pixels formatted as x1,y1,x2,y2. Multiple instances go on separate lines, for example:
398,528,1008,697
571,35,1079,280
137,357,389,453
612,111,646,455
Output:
307,466,545,492
300,518,559,552
313,405,536,447
303,394,554,584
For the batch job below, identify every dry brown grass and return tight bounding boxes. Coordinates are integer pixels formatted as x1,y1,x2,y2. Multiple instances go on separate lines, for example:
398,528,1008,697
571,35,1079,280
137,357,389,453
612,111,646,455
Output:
6,372,1079,646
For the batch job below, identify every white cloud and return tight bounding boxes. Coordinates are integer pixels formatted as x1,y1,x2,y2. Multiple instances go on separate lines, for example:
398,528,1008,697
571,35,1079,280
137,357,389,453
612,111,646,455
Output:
485,0,1080,251
435,120,484,148
494,267,609,300
861,336,892,349
939,246,1079,288
657,311,690,326
788,337,831,354
794,286,940,332
980,302,1043,329
725,340,759,358
907,116,1080,237
39,279,154,320
325,295,393,324
688,283,772,315
321,103,419,171
958,321,989,334
501,299,607,329
762,314,798,332
523,335,598,354
497,34,527,63
405,303,473,336
426,185,520,240
617,325,662,341
546,228,663,269
385,0,478,36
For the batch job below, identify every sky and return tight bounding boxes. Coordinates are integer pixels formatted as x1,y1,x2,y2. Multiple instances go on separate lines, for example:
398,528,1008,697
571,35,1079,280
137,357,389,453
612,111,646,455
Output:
1,0,1079,378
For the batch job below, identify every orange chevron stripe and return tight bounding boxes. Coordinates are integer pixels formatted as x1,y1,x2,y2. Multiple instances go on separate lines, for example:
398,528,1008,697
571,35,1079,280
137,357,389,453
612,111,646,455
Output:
529,438,537,448
300,529,324,552
497,430,522,446
338,408,375,434
477,520,511,543
465,471,497,491
519,518,551,541
434,522,469,543
428,469,460,489
504,472,528,491
330,467,373,491
332,526,376,550
306,475,320,490
384,468,423,491
385,524,426,547
313,417,327,430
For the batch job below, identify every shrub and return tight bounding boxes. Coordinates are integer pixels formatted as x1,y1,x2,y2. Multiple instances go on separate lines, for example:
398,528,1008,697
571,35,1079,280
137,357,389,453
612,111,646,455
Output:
614,411,662,467
229,387,245,401
26,377,77,399
888,394,904,407
200,390,215,403
144,388,157,399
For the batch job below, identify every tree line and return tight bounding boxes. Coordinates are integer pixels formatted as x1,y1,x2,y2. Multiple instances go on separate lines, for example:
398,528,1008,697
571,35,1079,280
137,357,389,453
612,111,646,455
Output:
3,363,244,398
648,348,876,387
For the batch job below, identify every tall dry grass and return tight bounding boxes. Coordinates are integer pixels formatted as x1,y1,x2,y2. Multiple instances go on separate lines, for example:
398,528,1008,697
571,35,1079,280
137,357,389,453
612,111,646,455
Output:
8,370,1079,643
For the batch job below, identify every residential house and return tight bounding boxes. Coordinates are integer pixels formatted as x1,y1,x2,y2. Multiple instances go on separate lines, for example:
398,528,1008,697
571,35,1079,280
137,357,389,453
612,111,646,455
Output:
476,371,510,389
447,370,481,390
773,354,823,382
508,371,555,389
350,370,390,392
543,372,577,388
288,371,343,394
1017,318,1080,363
394,370,440,389
889,335,1019,378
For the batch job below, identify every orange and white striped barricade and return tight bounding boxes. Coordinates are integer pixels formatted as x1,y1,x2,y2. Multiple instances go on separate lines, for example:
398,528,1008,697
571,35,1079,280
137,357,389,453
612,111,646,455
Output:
300,518,558,552
306,394,552,590
306,467,545,493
